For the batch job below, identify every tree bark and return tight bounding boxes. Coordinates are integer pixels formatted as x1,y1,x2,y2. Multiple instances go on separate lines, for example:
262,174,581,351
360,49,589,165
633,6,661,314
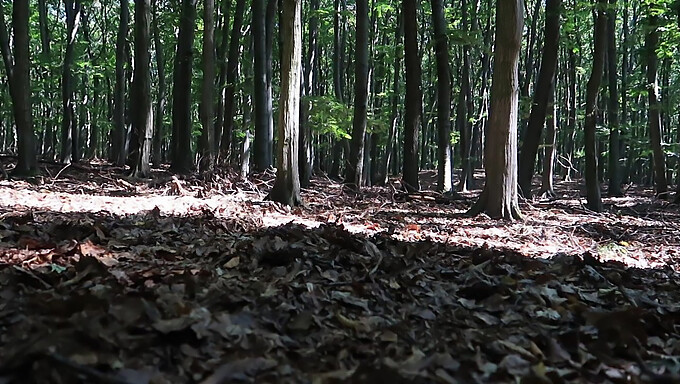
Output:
431,0,452,192
152,0,166,165
645,13,668,197
270,0,302,206
402,0,421,193
518,0,561,198
468,0,523,220
457,0,473,191
131,0,153,178
253,0,274,170
583,0,607,212
382,12,402,185
112,0,129,166
219,0,246,160
0,0,37,175
606,0,622,196
344,0,369,188
60,0,83,164
540,85,557,197
199,0,216,171
170,0,198,173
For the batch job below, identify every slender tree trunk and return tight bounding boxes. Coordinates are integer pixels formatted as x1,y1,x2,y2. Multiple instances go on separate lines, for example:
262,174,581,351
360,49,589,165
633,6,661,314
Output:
645,13,668,197
468,0,523,220
170,0,198,173
214,0,231,153
60,0,82,164
606,0,622,196
344,0,369,188
199,0,216,171
402,0,421,193
583,0,607,212
518,0,561,197
152,0,165,165
219,0,246,160
0,0,37,175
299,0,319,187
270,0,302,206
253,0,274,170
131,0,152,178
38,0,54,160
431,0,452,192
540,85,557,197
458,0,473,191
113,0,129,165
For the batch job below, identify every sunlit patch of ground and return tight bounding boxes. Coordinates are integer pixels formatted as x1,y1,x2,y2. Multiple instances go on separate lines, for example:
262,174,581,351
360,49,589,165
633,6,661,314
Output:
1,165,678,270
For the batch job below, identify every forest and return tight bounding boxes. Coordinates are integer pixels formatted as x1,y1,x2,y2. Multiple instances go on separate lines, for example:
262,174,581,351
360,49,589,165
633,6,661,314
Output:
1,0,680,382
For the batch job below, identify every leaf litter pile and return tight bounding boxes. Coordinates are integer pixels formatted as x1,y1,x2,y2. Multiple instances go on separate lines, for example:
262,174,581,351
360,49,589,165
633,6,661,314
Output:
1,165,680,383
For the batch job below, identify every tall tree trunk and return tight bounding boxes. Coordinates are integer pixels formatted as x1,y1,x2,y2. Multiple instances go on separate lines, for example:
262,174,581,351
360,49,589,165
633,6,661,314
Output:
199,0,216,171
38,0,54,160
457,0,473,191
152,0,165,165
131,0,153,178
518,0,561,197
382,11,402,185
431,0,452,192
402,0,421,193
60,0,83,164
0,0,37,175
645,12,668,197
219,0,246,160
468,0,523,220
344,0,369,188
170,0,198,173
270,0,302,206
606,0,622,196
112,0,129,165
540,85,557,197
583,0,607,212
299,0,320,187
214,0,231,153
253,0,274,170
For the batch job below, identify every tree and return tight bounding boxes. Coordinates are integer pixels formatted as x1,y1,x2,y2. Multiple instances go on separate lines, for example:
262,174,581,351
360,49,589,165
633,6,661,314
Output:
112,0,129,166
344,0,369,188
518,0,562,197
219,0,247,160
583,0,608,212
645,10,668,197
431,0,452,192
468,0,523,220
606,0,623,196
131,0,153,178
269,0,302,206
402,0,421,193
60,0,83,164
253,0,274,171
151,0,166,165
199,0,216,171
0,0,37,175
171,0,198,173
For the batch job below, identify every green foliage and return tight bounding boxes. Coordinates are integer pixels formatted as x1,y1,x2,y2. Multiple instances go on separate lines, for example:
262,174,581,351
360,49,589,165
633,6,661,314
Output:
304,96,352,140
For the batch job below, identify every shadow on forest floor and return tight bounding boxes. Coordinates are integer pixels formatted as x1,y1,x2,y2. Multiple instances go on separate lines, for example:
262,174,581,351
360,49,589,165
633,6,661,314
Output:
0,159,679,383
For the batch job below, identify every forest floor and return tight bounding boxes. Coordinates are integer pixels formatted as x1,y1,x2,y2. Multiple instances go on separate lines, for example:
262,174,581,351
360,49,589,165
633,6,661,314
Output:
1,160,680,383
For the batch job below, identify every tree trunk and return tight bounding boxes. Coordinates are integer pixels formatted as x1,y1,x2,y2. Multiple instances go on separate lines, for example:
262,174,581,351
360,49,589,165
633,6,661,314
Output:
170,0,198,173
540,85,556,197
199,0,216,171
299,0,320,187
468,0,523,220
130,0,153,178
269,0,302,206
0,0,37,175
219,0,246,160
60,0,83,164
645,13,668,197
431,0,452,192
457,0,473,192
382,12,402,185
606,0,622,196
518,0,561,197
402,0,421,193
112,0,129,165
152,0,165,165
38,0,54,160
253,0,274,170
583,0,607,212
344,0,369,188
